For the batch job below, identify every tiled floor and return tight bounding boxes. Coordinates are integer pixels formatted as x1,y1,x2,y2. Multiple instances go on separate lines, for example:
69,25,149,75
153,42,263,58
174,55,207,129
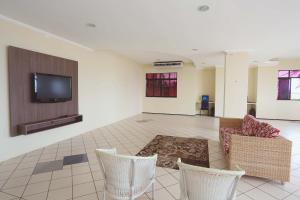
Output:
0,113,300,200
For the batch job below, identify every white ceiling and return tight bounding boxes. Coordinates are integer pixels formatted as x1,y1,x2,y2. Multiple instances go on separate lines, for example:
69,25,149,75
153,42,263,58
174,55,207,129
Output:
0,0,300,67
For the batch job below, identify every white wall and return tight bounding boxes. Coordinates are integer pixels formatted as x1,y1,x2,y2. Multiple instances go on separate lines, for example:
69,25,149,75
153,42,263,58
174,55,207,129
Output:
0,18,142,161
224,52,249,118
215,67,225,117
142,64,198,115
195,68,215,114
248,67,258,102
256,60,300,120
142,64,215,115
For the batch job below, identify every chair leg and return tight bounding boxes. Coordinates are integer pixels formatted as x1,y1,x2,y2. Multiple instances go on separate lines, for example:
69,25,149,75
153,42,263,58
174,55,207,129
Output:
152,182,155,200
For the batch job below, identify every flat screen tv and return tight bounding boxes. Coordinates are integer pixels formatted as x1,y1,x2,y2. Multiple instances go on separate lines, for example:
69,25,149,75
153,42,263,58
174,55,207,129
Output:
32,73,72,103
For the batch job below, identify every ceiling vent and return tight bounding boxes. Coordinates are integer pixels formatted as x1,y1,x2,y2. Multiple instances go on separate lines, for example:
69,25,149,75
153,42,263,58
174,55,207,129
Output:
153,61,184,68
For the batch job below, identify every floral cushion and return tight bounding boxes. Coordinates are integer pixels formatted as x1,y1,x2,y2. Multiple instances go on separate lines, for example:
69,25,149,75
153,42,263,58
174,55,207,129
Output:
256,122,280,138
242,115,260,136
219,128,242,154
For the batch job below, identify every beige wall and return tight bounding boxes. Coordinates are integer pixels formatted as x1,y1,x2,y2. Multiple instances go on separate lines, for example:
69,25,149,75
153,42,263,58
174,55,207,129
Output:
215,67,225,117
0,18,143,161
224,52,249,118
248,67,258,102
195,68,215,114
142,64,215,115
256,59,300,120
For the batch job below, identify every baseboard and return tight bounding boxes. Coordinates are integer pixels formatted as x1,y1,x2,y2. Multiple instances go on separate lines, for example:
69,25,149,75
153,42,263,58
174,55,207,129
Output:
142,112,196,116
142,112,217,118
256,117,300,122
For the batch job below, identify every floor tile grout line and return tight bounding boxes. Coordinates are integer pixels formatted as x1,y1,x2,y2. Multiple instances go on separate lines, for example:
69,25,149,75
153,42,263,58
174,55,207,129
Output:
81,134,99,200
19,147,46,198
0,154,27,191
71,136,74,200
43,142,60,200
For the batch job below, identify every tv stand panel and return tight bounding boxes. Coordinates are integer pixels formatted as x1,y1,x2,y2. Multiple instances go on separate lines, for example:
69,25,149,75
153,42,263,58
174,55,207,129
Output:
8,46,79,136
18,115,83,135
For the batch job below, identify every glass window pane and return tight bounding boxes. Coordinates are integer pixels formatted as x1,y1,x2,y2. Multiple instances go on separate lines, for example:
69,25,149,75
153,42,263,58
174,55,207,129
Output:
290,70,300,78
153,73,160,79
291,78,300,100
278,70,289,77
278,78,290,100
161,80,170,96
146,73,153,80
153,80,161,96
169,80,177,97
146,80,154,97
160,73,169,79
170,72,177,79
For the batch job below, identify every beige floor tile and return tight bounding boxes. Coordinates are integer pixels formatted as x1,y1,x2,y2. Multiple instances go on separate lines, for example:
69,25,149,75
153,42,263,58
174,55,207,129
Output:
94,180,104,192
72,166,91,175
237,180,255,193
245,188,277,200
146,188,174,200
74,193,98,200
155,167,168,177
0,191,19,200
1,114,300,200
52,168,72,180
49,177,72,190
1,185,26,197
23,192,48,200
284,194,300,200
156,174,177,187
73,173,93,185
91,170,104,181
166,184,180,199
146,181,163,192
258,182,291,199
47,187,72,200
73,182,96,198
236,194,253,200
241,176,268,187
10,168,33,178
28,172,52,184
3,176,30,189
23,181,50,196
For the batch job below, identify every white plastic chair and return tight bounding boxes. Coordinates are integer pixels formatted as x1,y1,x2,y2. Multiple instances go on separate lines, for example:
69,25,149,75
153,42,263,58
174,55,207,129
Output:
178,159,245,200
95,148,158,200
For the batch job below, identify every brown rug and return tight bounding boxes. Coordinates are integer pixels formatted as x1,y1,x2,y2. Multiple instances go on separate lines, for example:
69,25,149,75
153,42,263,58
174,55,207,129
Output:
136,135,209,170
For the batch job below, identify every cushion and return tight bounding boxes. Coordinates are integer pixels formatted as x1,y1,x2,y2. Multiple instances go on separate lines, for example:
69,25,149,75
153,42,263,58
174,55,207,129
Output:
256,122,280,138
219,128,242,154
242,115,260,136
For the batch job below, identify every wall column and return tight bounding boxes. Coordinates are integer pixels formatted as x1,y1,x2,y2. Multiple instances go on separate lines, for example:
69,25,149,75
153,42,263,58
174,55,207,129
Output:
223,52,249,118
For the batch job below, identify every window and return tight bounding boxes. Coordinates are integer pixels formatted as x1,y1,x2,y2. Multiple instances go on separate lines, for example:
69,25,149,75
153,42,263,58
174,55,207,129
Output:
146,72,177,97
278,70,300,100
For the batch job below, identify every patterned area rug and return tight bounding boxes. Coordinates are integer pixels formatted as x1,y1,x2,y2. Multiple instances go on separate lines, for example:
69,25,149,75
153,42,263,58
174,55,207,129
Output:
136,135,209,170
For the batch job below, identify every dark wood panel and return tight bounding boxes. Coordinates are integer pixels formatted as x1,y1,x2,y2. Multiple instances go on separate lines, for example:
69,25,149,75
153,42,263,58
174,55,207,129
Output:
8,46,79,136
18,115,83,135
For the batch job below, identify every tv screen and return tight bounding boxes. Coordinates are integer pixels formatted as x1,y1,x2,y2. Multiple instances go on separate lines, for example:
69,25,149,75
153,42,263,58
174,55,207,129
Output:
33,73,72,103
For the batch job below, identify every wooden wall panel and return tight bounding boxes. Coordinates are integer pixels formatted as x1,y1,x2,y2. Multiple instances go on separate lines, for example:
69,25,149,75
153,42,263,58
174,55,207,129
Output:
8,46,79,136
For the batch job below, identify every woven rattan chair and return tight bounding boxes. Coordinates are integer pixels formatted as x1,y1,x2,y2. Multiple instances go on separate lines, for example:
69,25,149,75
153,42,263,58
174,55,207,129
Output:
178,159,245,200
219,118,292,183
95,148,157,200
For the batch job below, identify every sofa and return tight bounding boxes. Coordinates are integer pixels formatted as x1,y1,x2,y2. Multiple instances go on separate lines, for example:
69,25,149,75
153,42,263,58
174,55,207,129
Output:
219,115,292,182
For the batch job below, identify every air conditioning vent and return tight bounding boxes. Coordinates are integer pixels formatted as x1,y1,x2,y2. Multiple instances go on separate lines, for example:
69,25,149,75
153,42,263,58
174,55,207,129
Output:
153,61,183,68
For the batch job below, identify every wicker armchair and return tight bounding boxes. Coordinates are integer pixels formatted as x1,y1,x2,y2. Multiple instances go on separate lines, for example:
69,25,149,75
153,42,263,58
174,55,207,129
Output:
219,118,292,183
178,159,245,200
95,148,157,200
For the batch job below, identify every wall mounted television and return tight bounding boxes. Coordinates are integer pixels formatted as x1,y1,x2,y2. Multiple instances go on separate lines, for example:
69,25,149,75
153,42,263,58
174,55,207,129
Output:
32,73,72,103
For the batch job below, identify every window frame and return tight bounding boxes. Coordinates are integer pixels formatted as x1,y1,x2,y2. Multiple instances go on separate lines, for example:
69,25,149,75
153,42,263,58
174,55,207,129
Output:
277,70,300,101
146,72,177,98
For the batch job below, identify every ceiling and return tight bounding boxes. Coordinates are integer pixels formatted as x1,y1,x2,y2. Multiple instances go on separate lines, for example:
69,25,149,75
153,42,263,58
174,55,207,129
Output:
0,0,300,67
